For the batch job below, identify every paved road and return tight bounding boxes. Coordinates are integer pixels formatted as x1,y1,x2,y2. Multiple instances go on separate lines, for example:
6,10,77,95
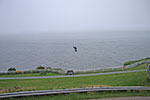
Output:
90,97,150,100
0,70,146,80
0,86,150,98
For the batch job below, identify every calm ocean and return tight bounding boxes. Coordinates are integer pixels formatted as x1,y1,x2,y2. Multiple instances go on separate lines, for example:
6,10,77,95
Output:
0,32,150,71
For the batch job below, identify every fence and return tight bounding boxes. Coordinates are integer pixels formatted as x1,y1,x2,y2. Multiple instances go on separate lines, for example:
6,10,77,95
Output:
75,59,150,74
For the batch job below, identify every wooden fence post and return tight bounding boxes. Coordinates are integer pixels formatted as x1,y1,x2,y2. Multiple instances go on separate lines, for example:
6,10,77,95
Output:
147,65,150,80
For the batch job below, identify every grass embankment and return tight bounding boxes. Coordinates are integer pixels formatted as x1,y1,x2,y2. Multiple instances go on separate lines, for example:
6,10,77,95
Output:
1,91,150,100
0,71,149,93
124,57,150,66
125,64,146,70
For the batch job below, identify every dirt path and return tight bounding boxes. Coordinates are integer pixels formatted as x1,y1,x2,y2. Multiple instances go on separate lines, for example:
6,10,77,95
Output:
89,97,150,100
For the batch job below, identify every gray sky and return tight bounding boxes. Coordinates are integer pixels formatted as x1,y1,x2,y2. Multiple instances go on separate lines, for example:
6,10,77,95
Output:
0,0,150,34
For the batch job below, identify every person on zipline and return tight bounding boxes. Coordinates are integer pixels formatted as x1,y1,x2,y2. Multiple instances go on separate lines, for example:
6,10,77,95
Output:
73,46,77,52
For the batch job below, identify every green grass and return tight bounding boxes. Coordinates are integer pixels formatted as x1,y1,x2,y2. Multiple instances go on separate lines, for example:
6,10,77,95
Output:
1,91,150,100
0,71,149,93
0,72,60,77
125,64,146,71
0,64,149,100
124,57,150,66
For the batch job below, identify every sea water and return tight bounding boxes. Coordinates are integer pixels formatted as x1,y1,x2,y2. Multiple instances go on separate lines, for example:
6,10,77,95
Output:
0,31,150,71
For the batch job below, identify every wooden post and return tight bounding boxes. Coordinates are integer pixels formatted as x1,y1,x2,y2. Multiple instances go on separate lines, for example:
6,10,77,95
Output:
145,60,150,80
147,65,150,80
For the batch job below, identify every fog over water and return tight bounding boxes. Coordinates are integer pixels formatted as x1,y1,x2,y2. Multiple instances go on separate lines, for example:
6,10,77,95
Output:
0,0,150,33
0,0,150,71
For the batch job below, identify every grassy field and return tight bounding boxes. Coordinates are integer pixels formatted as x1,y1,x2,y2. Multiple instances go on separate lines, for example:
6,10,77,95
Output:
125,64,146,70
0,71,149,93
1,91,150,100
0,64,150,100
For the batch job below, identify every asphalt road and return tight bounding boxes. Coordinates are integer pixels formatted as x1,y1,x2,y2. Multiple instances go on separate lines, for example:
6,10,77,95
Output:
90,97,150,100
0,70,146,80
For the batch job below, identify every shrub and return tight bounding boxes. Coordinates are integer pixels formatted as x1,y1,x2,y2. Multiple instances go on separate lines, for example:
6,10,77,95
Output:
8,67,16,71
36,66,45,69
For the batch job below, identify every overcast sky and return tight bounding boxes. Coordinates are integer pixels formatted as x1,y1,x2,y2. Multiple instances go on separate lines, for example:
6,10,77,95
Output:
0,0,150,34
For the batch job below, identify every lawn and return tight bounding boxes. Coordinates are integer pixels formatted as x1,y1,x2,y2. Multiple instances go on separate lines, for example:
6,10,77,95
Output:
0,59,149,100
125,64,146,70
0,71,149,93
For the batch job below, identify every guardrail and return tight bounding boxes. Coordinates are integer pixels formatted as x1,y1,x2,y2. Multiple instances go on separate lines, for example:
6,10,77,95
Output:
0,86,150,98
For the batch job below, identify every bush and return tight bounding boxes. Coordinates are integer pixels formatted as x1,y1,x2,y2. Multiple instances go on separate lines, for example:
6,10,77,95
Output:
36,66,45,69
8,67,16,71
